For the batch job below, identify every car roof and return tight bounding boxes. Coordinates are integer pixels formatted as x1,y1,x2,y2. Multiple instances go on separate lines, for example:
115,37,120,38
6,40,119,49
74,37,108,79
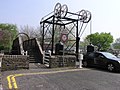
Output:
87,51,112,55
97,52,111,54
94,51,108,53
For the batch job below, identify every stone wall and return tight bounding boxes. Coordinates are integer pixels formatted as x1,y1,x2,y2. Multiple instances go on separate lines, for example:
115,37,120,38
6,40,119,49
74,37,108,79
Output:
49,55,76,68
1,55,29,72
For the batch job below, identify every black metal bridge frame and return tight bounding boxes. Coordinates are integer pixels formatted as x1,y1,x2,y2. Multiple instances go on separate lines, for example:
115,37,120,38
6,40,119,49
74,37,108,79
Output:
40,15,80,61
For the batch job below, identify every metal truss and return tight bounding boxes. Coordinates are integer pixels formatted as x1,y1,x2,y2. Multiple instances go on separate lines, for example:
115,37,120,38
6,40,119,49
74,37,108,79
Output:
40,3,92,61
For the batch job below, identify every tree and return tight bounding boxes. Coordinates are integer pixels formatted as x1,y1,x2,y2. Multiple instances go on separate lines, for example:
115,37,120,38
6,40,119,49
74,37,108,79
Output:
20,25,41,39
112,38,120,49
0,23,18,51
85,32,113,51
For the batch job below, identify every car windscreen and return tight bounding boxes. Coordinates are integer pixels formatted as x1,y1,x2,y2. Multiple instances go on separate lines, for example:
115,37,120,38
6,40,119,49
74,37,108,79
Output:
100,52,117,59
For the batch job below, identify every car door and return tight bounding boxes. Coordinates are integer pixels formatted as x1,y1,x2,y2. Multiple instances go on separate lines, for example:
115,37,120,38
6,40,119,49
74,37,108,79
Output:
94,53,106,67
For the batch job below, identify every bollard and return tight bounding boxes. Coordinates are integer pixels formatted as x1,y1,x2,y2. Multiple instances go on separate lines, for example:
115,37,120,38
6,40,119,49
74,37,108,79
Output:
79,53,83,68
0,53,4,69
25,51,28,56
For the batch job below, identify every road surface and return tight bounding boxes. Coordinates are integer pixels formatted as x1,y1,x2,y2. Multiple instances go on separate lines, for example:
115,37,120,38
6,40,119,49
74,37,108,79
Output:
1,67,120,90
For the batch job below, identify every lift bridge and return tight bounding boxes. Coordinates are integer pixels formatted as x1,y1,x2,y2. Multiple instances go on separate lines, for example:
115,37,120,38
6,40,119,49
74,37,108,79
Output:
11,3,92,66
40,3,92,62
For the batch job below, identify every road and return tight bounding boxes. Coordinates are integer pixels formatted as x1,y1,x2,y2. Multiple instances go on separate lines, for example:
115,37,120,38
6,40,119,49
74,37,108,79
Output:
1,67,120,90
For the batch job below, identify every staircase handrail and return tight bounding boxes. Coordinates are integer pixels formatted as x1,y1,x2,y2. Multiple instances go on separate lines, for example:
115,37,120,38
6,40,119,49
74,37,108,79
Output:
35,38,44,58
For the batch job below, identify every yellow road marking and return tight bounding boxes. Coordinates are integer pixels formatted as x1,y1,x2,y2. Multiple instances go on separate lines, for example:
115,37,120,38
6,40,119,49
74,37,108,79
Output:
7,75,13,89
11,76,18,89
7,74,23,89
7,68,89,89
21,68,89,76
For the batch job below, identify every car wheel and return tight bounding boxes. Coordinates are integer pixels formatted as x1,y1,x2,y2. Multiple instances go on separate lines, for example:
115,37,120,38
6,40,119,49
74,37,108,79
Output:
83,61,88,67
107,63,115,72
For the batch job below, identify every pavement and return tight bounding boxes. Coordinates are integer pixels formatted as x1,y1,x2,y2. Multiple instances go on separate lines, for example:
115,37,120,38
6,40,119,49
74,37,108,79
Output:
1,63,80,76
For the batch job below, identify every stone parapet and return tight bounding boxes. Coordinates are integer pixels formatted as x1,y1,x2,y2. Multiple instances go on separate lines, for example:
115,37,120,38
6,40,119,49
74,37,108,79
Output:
1,55,29,72
49,55,76,68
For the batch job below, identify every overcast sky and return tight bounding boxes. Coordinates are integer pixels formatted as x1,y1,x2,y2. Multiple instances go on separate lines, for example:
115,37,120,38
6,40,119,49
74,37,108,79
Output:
0,0,120,41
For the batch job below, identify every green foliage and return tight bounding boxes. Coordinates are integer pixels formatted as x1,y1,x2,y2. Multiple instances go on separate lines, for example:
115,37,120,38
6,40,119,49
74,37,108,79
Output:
112,38,120,49
0,45,4,50
112,43,120,49
86,32,113,51
0,23,18,50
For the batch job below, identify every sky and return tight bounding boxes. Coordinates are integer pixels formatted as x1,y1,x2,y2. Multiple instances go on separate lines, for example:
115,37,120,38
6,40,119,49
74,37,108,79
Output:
0,0,120,41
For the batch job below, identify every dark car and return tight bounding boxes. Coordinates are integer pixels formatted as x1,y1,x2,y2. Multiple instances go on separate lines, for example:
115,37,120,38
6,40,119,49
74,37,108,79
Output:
82,52,120,72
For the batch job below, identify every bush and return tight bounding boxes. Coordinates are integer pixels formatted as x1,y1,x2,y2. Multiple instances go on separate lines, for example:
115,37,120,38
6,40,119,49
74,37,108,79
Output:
0,45,4,50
